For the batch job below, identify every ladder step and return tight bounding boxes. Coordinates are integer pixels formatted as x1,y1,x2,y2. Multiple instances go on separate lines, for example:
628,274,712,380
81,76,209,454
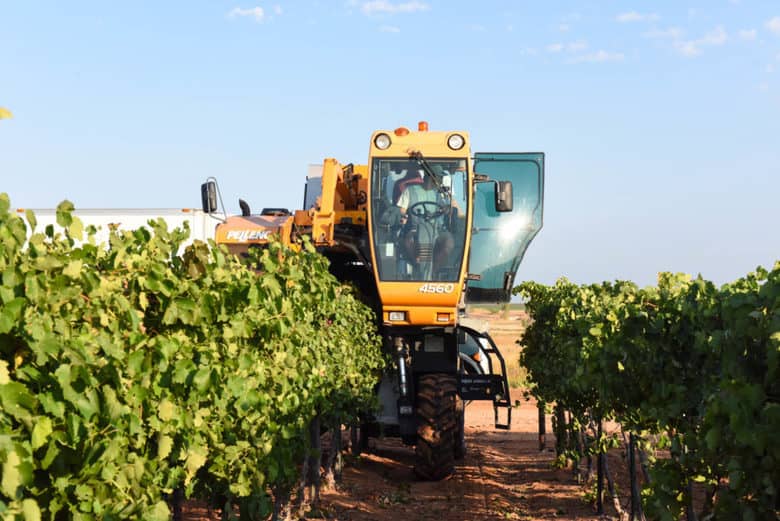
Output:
494,404,512,430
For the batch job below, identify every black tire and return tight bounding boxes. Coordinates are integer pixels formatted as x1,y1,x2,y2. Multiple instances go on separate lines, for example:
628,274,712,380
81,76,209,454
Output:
414,373,457,480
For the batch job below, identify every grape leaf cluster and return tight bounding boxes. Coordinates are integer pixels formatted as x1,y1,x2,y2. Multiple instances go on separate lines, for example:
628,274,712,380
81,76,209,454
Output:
0,194,384,520
517,265,779,520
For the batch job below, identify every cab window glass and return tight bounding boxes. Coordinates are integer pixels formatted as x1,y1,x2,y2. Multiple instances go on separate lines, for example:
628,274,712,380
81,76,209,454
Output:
371,158,468,282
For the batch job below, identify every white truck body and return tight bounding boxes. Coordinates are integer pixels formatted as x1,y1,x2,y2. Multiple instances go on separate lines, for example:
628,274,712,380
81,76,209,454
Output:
18,208,219,248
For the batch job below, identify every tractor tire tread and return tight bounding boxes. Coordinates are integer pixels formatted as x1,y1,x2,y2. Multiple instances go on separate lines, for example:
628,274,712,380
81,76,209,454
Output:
414,373,457,481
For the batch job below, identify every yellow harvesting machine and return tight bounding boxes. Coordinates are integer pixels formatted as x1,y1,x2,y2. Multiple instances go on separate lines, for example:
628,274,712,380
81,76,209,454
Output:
201,121,544,479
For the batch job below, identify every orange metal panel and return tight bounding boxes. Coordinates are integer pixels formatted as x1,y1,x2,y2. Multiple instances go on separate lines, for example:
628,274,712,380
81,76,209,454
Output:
377,281,461,308
214,215,293,244
312,158,340,245
334,210,367,227
380,305,456,327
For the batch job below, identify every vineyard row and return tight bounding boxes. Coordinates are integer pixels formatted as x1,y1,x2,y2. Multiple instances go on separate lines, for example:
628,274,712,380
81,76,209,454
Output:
0,195,385,520
516,264,779,520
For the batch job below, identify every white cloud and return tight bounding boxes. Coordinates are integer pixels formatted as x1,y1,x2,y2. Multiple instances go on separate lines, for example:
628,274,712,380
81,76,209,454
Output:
546,41,588,54
360,1,430,15
675,41,701,57
379,25,400,33
702,26,728,45
559,23,570,32
520,47,538,56
273,5,283,16
616,11,660,23
228,6,265,22
675,26,728,57
738,29,757,41
767,17,780,35
643,26,684,40
645,25,730,58
758,82,769,91
767,64,776,73
570,50,625,63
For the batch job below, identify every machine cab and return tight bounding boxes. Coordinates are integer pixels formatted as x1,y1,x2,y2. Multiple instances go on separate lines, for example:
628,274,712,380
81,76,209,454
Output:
466,152,544,303
366,123,544,324
367,124,472,326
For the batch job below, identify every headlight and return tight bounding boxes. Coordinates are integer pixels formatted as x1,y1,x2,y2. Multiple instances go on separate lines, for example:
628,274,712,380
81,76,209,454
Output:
374,133,392,150
388,311,406,321
447,134,465,150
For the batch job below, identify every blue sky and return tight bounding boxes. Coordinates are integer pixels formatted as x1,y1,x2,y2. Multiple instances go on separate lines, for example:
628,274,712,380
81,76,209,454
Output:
1,1,779,287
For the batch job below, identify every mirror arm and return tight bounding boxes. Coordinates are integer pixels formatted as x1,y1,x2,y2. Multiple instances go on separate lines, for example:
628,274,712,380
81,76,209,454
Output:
204,176,228,223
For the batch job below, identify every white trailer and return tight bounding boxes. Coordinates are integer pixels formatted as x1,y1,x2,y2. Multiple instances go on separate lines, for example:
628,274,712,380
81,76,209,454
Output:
17,208,219,248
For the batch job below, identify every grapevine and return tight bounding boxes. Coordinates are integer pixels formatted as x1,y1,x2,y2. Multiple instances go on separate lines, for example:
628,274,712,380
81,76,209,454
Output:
0,194,384,520
517,265,779,519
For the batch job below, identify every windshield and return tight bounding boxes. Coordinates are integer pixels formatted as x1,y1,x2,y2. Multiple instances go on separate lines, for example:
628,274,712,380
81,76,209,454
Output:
371,157,468,282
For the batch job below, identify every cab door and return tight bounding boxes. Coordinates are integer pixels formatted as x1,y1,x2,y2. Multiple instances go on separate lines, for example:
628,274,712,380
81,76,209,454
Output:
466,152,544,303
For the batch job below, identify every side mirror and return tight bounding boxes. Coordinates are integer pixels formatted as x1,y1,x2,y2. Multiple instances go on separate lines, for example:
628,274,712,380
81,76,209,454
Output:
201,181,218,213
495,181,513,212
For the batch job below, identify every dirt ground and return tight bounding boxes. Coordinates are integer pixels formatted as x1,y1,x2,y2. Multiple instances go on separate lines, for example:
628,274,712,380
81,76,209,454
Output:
185,310,630,520
313,310,626,521
312,399,584,521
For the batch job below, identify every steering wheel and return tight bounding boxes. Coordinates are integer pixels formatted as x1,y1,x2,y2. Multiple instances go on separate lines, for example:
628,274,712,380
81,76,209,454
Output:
407,200,448,222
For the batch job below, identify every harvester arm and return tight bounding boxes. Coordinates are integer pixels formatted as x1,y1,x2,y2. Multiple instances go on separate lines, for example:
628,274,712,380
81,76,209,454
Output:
311,158,340,246
310,159,367,247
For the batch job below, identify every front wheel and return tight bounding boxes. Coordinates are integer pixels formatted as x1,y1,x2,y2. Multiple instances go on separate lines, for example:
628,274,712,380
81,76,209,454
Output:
414,373,457,480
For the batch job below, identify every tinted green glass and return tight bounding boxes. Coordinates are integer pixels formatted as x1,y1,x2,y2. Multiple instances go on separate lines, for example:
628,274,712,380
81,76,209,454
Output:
467,153,544,303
